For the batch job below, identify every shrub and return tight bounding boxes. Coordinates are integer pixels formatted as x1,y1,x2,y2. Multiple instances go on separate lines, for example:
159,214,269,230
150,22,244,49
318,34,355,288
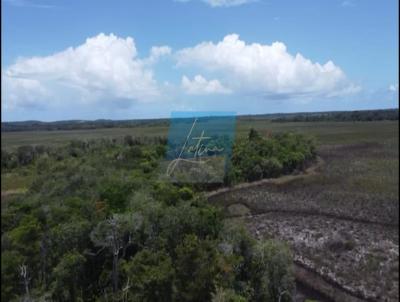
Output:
261,157,283,178
230,130,316,183
212,287,247,302
124,135,134,146
17,145,36,166
174,234,219,302
122,249,174,302
250,240,294,302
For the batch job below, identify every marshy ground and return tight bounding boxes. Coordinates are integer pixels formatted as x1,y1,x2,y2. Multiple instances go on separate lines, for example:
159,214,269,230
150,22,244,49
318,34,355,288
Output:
210,123,399,301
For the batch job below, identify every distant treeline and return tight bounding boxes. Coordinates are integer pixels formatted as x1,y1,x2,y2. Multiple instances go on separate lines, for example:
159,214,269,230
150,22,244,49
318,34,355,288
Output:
1,118,170,132
2,109,398,132
270,109,399,123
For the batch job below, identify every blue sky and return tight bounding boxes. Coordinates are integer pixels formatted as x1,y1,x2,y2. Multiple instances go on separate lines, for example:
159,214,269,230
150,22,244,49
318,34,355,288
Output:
2,0,399,121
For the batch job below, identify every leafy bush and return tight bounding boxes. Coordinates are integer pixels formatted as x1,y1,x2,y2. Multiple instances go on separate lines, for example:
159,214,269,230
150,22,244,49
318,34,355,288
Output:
230,129,316,183
122,249,175,302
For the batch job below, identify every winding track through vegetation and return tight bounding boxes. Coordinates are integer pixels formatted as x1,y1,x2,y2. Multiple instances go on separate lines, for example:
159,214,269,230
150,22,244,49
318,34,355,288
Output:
206,157,398,302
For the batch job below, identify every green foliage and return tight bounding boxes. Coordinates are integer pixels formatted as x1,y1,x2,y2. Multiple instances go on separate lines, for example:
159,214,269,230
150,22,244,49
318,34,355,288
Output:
174,234,219,302
248,128,261,141
17,145,36,166
250,240,294,302
230,129,316,183
1,250,25,301
1,134,296,301
218,223,256,295
153,181,180,206
261,157,283,178
122,249,174,302
8,215,41,256
127,145,143,158
2,149,18,169
124,135,135,146
178,186,194,201
99,179,133,213
90,213,143,252
50,218,92,259
212,287,247,302
50,251,86,301
217,224,295,302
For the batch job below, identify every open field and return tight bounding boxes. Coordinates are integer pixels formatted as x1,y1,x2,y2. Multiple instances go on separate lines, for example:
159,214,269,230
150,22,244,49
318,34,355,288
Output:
2,120,398,150
2,120,398,213
239,120,399,145
3,120,398,197
1,126,168,150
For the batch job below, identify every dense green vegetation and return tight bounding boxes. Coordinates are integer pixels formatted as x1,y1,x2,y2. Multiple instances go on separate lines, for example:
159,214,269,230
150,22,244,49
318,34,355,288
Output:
1,130,317,302
226,129,316,184
2,130,316,186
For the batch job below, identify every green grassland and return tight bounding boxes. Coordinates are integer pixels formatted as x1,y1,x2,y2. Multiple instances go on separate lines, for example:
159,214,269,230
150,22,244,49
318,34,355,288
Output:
238,120,399,145
2,126,168,150
3,120,398,149
2,120,398,202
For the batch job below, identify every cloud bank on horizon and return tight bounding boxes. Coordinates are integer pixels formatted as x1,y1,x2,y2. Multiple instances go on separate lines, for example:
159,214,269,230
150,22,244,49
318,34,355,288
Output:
3,32,363,113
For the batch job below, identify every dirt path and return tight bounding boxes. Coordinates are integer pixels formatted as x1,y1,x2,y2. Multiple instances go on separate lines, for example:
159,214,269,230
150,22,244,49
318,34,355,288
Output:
206,156,325,199
206,157,399,302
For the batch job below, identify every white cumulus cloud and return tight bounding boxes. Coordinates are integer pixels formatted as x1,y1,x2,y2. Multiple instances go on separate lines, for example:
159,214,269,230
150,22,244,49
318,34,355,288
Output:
181,75,232,95
4,32,362,113
145,46,172,64
3,33,163,110
177,34,360,99
2,75,49,110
